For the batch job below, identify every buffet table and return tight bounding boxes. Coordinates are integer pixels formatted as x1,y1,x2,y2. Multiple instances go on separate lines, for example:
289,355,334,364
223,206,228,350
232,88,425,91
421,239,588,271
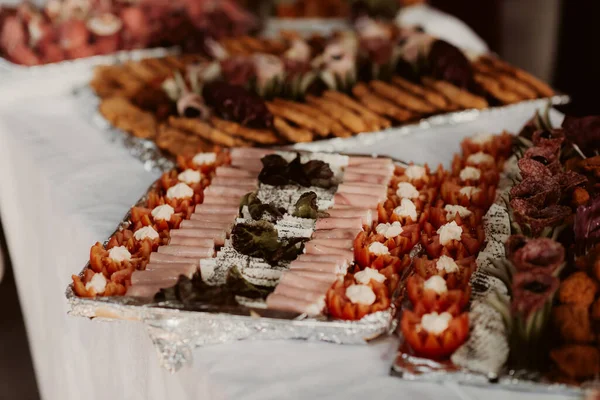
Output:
0,87,574,400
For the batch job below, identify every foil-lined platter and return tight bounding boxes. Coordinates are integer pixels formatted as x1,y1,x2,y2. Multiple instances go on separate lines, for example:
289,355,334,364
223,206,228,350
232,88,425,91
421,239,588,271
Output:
66,151,413,372
75,83,569,173
0,46,176,76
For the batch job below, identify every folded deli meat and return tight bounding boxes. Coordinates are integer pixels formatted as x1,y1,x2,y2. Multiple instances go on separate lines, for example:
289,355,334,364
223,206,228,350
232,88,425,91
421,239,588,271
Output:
91,17,556,156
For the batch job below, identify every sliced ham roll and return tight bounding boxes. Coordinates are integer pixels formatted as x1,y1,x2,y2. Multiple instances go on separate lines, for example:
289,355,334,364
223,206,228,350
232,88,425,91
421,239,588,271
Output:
304,242,354,261
169,236,221,247
274,283,327,303
180,219,232,231
211,176,258,188
190,213,238,223
296,253,349,266
145,262,197,271
289,269,338,284
312,229,362,240
202,196,243,206
230,148,274,159
157,245,214,259
315,217,363,230
324,208,373,226
266,293,323,316
171,228,224,242
231,158,263,172
337,184,387,200
289,260,345,274
348,156,392,166
149,252,203,265
126,284,164,298
333,192,381,209
345,164,394,177
194,204,240,214
308,238,353,250
342,172,390,185
131,265,196,285
278,271,333,292
204,185,250,198
215,166,257,179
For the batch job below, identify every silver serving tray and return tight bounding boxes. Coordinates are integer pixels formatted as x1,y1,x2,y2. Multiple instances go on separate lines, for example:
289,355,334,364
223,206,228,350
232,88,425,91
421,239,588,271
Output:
66,156,412,372
75,84,569,173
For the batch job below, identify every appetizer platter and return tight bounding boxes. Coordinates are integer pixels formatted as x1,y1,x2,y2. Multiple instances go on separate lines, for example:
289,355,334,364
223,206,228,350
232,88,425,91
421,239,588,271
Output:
86,17,568,161
0,0,257,70
391,110,600,394
68,147,415,371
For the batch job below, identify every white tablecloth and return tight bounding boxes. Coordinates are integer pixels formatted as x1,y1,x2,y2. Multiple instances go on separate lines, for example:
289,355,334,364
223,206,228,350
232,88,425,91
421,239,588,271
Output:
0,90,573,400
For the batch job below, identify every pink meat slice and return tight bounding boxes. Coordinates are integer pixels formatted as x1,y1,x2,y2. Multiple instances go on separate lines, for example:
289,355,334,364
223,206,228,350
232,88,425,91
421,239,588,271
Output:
194,204,240,214
342,172,390,185
288,269,338,284
157,245,214,259
202,195,243,206
169,236,219,247
345,164,394,177
324,208,373,226
296,253,349,266
145,262,197,271
337,183,387,199
311,229,362,240
348,156,393,166
278,272,333,292
215,166,257,178
230,148,274,159
149,252,202,265
304,243,354,261
333,192,381,209
180,219,232,231
126,284,164,298
231,158,263,172
190,213,238,222
171,228,223,241
315,217,363,230
308,238,354,250
204,185,250,198
289,260,344,274
131,265,196,285
266,293,323,316
274,283,326,303
211,176,258,188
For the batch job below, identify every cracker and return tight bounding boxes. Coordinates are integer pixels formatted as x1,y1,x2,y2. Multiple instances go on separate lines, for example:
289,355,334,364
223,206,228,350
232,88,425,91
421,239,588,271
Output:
479,55,554,97
210,117,282,145
391,76,452,110
472,61,537,100
266,102,330,137
273,98,352,138
321,90,391,130
474,73,522,104
352,83,415,122
168,117,250,147
421,77,488,110
369,80,437,114
156,124,213,157
100,97,157,139
273,117,313,142
305,95,368,134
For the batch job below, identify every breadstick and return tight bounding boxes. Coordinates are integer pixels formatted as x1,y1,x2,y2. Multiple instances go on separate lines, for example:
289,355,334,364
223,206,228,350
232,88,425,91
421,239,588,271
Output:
210,117,282,145
100,97,158,139
421,77,488,110
305,95,368,134
162,56,188,71
239,36,271,53
472,62,537,100
321,90,391,130
352,84,415,122
140,57,175,77
391,76,452,110
273,99,352,138
168,116,250,147
369,80,437,114
273,117,313,143
479,55,554,97
266,102,330,137
474,73,522,104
